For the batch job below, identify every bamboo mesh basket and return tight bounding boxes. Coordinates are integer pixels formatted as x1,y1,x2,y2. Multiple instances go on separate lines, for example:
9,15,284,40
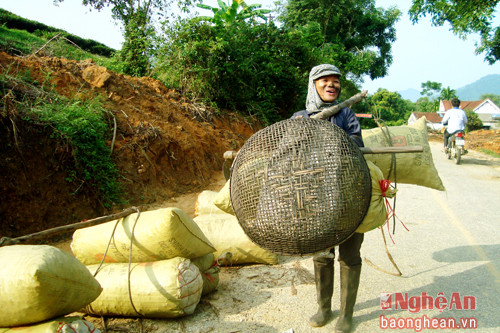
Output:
230,118,372,255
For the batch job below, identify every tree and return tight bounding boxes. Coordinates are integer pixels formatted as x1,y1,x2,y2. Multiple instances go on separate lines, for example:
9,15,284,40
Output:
409,0,500,64
55,0,172,76
367,88,415,126
277,0,401,80
420,80,442,97
155,19,325,123
480,93,500,106
440,86,457,100
196,0,270,26
416,96,436,113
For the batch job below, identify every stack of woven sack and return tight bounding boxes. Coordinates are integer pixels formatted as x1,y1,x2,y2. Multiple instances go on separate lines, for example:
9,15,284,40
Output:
194,181,279,265
0,244,102,332
70,207,219,319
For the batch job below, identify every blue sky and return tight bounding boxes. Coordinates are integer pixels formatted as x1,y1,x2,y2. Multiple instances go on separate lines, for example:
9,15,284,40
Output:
1,0,499,94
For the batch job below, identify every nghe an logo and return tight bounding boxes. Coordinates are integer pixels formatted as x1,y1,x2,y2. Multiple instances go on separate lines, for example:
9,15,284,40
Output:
380,292,476,313
380,293,392,310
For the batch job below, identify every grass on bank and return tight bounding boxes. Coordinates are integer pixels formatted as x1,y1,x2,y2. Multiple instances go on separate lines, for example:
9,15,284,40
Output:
0,63,123,208
0,25,119,70
479,148,500,158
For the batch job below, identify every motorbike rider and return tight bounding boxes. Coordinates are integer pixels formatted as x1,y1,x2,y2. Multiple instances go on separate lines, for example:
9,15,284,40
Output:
441,98,468,150
291,64,363,332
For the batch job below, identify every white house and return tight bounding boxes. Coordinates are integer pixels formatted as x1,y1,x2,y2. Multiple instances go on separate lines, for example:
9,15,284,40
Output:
439,99,500,129
408,112,443,130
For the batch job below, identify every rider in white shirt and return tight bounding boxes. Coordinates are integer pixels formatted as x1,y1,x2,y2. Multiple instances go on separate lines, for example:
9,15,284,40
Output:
441,98,468,149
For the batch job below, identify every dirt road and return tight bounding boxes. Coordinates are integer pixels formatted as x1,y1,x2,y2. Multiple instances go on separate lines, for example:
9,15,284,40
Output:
77,142,500,333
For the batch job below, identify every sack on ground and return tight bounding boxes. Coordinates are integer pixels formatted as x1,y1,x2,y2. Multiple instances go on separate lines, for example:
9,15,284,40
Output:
85,257,202,318
213,180,234,215
190,253,219,295
0,317,100,333
194,190,227,216
71,207,215,265
356,161,397,233
194,214,279,265
362,117,445,191
0,245,102,327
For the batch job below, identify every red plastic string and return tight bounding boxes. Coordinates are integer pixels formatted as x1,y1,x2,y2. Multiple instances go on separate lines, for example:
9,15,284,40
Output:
378,179,409,244
205,272,215,283
82,320,97,333
379,179,391,196
216,257,231,268
57,323,78,333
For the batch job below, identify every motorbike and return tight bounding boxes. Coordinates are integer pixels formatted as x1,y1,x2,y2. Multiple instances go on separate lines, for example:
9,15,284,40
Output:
445,130,467,164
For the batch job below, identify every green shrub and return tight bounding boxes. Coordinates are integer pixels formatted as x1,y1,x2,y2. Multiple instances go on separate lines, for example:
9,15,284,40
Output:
465,108,483,131
154,20,326,124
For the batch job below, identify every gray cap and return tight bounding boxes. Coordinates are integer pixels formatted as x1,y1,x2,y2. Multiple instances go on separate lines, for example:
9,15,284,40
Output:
309,64,342,81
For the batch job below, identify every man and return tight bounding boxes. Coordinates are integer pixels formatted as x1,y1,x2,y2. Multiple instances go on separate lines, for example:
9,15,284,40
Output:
291,64,363,333
442,98,468,150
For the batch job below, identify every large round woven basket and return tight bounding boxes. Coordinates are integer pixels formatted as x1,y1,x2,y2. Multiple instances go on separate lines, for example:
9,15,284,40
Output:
230,118,372,255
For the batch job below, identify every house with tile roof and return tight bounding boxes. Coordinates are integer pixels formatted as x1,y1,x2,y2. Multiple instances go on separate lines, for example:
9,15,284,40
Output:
408,112,444,130
439,99,500,129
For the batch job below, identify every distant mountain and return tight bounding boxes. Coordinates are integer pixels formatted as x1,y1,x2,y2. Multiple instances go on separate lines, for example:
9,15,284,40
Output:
397,74,500,102
455,74,500,100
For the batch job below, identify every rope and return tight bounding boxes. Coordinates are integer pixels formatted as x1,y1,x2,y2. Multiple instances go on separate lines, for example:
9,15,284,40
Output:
94,217,127,276
92,206,144,317
376,119,398,235
378,180,409,245
127,208,144,317
364,227,402,277
365,104,406,276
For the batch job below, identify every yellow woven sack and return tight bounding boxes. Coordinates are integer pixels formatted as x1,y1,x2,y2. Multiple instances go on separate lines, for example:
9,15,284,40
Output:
0,317,100,333
0,245,102,327
71,207,215,265
213,180,235,215
85,257,202,318
191,253,219,295
194,190,227,216
193,214,279,265
362,117,445,191
356,161,397,233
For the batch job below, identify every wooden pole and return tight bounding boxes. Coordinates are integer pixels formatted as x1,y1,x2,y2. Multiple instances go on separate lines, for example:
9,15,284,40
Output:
311,90,368,120
0,207,138,247
359,146,424,154
224,145,424,160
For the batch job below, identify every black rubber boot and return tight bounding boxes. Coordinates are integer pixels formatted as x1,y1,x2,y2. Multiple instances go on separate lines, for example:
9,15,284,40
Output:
335,264,361,333
309,256,334,327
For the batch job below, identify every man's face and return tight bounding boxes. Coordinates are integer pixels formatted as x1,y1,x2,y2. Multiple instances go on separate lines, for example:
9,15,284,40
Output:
315,75,341,103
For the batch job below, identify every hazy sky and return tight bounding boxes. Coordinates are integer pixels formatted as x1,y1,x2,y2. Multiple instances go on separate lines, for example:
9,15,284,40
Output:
1,0,499,94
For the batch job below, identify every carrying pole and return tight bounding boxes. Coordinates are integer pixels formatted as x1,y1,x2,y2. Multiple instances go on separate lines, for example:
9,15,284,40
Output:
0,207,138,247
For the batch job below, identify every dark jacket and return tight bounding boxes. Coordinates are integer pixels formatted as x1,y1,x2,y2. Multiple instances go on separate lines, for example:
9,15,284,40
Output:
291,107,364,147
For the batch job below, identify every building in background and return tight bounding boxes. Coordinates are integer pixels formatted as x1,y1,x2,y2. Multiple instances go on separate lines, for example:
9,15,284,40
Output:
408,112,443,130
439,99,500,129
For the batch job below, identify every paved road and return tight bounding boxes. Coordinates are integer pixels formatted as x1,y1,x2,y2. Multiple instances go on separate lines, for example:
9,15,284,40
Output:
148,142,500,333
351,141,500,332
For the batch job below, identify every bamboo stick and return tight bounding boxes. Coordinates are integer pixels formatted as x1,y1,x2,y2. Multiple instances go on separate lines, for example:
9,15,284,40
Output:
0,207,138,247
224,145,424,161
311,90,368,120
359,146,424,154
